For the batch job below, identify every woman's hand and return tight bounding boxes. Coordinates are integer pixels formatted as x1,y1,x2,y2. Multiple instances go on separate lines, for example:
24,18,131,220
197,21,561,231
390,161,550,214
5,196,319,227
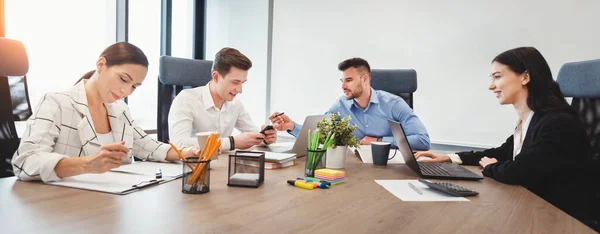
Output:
479,157,498,168
84,142,129,173
182,145,200,158
414,151,452,163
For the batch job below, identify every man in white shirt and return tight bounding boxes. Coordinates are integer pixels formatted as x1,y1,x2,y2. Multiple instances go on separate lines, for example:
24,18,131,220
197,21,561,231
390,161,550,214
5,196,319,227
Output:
168,47,277,151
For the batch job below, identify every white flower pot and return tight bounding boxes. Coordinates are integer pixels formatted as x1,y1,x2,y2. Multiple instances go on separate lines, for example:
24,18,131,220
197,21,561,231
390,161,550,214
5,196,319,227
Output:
326,146,347,169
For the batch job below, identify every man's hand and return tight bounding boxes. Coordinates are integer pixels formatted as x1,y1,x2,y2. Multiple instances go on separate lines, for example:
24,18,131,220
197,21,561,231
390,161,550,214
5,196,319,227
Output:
269,112,294,131
234,132,265,149
261,125,278,144
360,136,379,145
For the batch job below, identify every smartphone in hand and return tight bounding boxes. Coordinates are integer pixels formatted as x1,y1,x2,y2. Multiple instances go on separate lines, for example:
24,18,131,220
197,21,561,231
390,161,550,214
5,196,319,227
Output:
260,125,274,135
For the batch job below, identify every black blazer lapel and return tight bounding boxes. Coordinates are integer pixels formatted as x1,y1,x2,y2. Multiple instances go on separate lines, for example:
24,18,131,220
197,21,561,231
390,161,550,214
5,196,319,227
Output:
519,112,544,156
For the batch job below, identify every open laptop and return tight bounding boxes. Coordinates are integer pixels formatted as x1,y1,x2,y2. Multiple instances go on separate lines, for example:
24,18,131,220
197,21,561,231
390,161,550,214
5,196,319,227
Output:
258,115,325,157
388,120,483,180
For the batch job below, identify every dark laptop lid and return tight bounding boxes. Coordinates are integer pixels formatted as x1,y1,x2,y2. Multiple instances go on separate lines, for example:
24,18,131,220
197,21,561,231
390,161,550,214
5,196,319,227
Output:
388,119,423,176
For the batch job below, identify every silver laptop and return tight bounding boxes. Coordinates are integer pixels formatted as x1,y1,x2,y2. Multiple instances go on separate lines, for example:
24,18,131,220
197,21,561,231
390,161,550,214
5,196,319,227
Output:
259,115,324,157
388,120,483,180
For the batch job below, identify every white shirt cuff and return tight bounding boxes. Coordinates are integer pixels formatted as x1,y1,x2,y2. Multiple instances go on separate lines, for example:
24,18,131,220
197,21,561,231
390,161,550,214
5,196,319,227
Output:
447,153,463,164
220,137,231,151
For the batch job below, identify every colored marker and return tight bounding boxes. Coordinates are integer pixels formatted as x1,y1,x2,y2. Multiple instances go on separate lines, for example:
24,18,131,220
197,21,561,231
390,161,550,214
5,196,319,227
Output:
287,180,314,190
296,178,330,189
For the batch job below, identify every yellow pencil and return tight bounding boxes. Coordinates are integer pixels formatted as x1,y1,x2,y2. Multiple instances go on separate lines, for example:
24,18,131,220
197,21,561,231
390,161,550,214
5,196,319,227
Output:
168,141,195,171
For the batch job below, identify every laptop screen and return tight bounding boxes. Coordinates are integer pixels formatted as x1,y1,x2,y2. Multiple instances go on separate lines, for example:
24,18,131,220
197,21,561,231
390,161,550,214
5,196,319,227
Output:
388,120,422,176
290,115,325,156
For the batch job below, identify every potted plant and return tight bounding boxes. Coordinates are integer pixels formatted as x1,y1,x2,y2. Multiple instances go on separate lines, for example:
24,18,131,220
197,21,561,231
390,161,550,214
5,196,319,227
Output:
316,113,359,169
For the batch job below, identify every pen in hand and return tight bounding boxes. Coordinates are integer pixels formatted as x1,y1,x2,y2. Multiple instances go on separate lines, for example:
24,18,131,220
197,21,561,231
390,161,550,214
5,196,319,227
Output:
409,182,423,195
271,112,286,131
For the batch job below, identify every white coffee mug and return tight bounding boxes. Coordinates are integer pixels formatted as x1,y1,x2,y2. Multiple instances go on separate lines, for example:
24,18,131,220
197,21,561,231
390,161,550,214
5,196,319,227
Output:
196,132,219,158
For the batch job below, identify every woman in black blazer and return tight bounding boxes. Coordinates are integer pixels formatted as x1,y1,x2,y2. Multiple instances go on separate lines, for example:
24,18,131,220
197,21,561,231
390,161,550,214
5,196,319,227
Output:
416,47,596,224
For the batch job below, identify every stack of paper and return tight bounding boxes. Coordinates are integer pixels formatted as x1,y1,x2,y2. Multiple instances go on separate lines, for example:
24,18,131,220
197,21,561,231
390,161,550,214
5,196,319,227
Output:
256,141,295,153
229,173,260,186
237,159,295,169
314,169,345,185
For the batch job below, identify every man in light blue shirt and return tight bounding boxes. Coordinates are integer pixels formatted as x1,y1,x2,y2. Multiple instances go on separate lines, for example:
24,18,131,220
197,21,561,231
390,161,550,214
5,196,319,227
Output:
269,58,430,150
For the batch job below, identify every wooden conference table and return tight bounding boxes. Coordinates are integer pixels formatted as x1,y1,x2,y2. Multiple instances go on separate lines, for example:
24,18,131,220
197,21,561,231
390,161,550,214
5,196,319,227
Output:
0,150,595,234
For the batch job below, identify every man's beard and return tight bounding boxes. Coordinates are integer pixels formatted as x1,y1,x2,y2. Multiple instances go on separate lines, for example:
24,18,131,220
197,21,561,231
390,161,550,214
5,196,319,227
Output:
345,86,363,100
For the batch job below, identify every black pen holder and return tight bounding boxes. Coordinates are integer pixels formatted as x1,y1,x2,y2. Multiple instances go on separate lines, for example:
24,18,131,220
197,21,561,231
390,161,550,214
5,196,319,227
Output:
182,157,211,194
305,148,326,177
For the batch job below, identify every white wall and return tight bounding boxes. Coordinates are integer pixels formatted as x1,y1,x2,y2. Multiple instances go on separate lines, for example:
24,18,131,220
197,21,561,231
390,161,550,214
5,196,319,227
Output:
128,0,194,130
271,0,600,147
206,0,270,127
5,0,115,113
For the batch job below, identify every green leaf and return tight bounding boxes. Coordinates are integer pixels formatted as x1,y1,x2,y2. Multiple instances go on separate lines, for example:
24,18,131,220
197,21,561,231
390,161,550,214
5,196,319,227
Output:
316,112,360,148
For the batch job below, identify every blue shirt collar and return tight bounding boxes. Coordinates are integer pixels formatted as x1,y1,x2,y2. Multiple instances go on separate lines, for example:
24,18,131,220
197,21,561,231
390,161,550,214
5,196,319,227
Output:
343,88,379,109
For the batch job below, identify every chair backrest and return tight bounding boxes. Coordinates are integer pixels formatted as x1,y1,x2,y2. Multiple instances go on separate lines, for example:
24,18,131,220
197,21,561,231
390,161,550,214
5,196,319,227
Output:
556,58,600,232
157,56,213,143
557,59,600,162
370,69,417,109
9,76,32,121
0,37,29,178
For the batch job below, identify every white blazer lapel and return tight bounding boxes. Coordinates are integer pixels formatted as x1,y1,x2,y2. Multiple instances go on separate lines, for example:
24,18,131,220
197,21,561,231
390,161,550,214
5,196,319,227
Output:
105,101,132,148
106,101,135,163
68,82,101,156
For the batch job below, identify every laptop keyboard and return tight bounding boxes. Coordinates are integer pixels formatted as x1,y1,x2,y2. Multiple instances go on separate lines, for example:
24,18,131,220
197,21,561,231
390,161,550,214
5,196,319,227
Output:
418,162,452,176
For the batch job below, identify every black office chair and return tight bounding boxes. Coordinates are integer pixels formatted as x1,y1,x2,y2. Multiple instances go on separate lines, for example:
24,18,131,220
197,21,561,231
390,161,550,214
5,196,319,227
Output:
370,69,417,109
0,37,30,178
157,56,213,143
10,76,33,121
556,58,600,231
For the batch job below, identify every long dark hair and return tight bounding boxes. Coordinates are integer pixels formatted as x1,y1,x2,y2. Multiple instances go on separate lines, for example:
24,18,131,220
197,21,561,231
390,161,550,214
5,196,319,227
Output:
76,42,149,84
492,47,570,112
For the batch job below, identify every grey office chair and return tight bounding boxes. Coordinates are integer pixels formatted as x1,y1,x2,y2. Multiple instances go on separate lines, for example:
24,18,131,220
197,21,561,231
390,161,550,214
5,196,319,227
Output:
157,56,213,143
370,69,417,109
556,58,600,231
0,37,30,178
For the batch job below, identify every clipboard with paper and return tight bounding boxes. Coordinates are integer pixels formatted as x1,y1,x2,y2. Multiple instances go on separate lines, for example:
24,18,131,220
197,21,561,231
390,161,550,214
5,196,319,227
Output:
45,171,163,195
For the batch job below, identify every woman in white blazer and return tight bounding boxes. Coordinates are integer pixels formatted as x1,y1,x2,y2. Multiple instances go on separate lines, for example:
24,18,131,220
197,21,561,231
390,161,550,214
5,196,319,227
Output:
12,42,198,182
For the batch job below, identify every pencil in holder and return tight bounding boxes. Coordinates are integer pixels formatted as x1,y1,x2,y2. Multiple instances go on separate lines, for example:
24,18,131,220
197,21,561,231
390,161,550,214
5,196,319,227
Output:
227,151,265,188
305,148,327,177
181,157,211,194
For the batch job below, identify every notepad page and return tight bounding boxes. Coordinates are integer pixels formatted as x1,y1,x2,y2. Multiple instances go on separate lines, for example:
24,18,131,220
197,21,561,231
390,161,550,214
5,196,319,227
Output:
112,161,184,177
375,180,469,202
46,172,158,194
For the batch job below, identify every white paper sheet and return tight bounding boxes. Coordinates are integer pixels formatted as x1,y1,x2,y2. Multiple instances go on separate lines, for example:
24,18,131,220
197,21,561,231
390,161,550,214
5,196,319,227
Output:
248,151,296,162
112,161,184,177
254,141,295,153
46,172,160,194
375,180,469,202
354,146,405,164
268,142,295,148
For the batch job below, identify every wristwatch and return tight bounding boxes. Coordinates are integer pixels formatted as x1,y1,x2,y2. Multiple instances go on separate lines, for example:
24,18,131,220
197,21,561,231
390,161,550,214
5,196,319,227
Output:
229,136,235,150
